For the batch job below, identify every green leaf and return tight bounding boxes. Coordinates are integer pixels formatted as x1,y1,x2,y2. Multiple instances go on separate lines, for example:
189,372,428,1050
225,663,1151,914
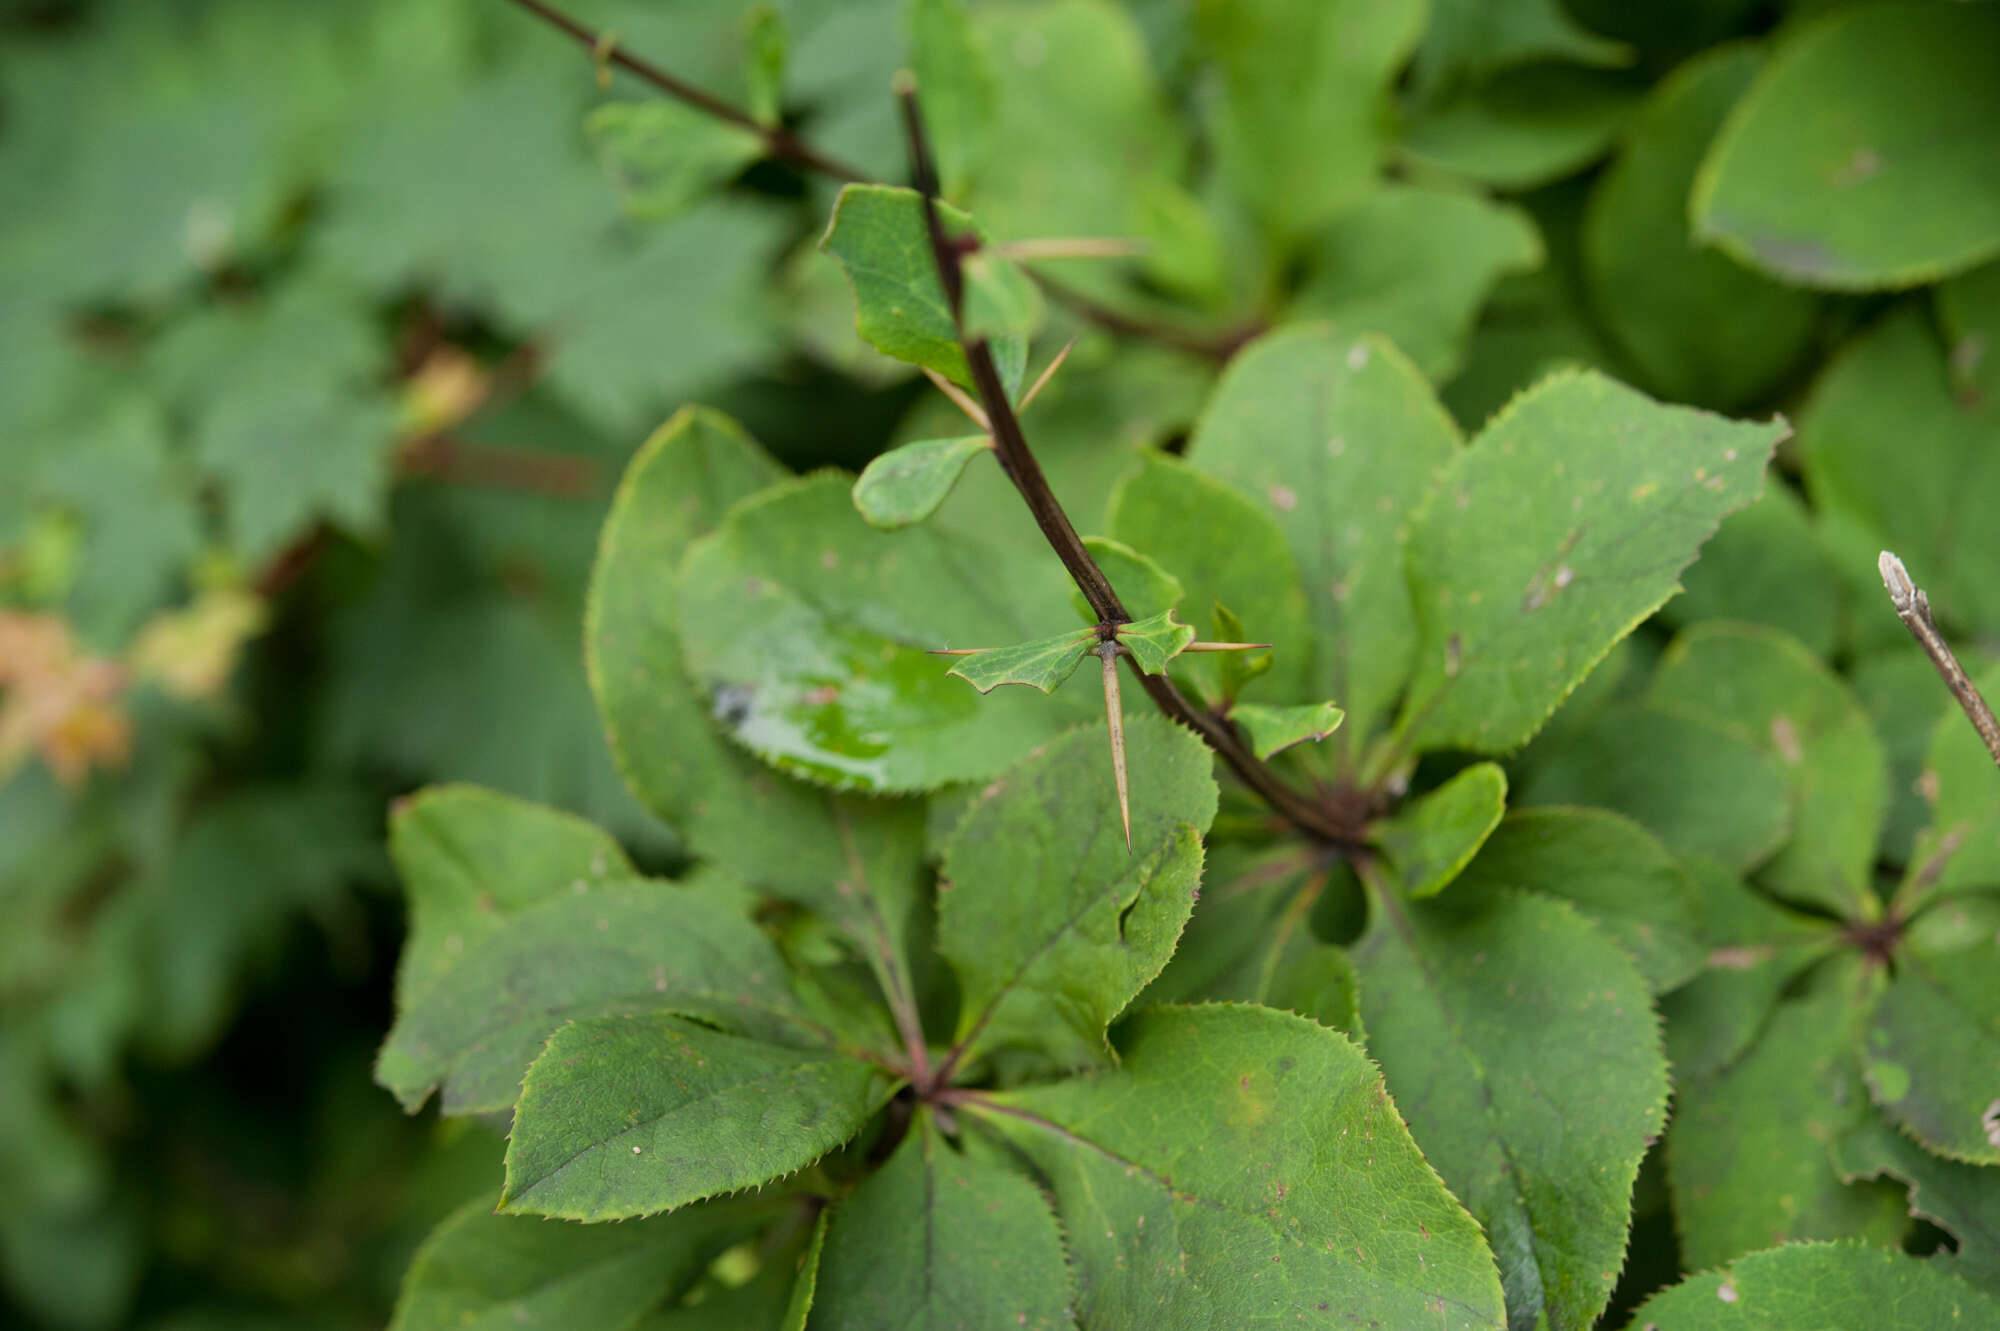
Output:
1906,662,2000,909
1456,808,1704,995
1513,703,1792,874
386,785,632,1011
1352,879,1667,1331
1836,1117,2000,1296
951,0,1190,307
1940,258,2000,402
1853,649,1951,869
1397,370,1784,755
1372,762,1507,900
375,874,854,1116
1660,483,1841,661
503,1012,897,1220
1862,896,2000,1164
938,715,1217,1072
1648,621,1887,918
1582,43,1821,409
676,472,1090,792
1401,65,1640,191
1667,958,1908,1268
1691,4,2000,289
777,1209,826,1331
149,276,398,565
819,183,1036,397
1796,306,2000,642
1194,0,1427,241
1105,451,1314,702
850,434,990,531
811,1111,1074,1330
1659,856,1840,1086
905,0,996,198
585,102,765,223
1628,1241,2000,1329
1113,608,1195,674
586,408,931,932
1076,536,1186,624
985,1004,1506,1327
1288,183,1544,381
1229,701,1344,760
743,5,786,127
943,626,1097,695
390,1194,764,1330
1189,326,1463,754
1410,0,1629,95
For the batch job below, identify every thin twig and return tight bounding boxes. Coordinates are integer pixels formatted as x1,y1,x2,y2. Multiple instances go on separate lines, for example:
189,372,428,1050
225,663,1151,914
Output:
897,78,1353,848
1880,551,2000,768
505,0,1249,362
500,0,869,182
1018,337,1076,411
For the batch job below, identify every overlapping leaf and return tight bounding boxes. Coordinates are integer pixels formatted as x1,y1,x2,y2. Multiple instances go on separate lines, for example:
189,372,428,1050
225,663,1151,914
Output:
1398,372,1783,755
985,1004,1507,1327
1352,873,1668,1330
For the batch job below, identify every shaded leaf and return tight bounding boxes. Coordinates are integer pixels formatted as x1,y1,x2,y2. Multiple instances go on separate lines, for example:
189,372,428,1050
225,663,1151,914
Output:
1862,895,2000,1164
811,1111,1074,1330
1411,0,1628,95
1401,65,1640,191
938,715,1217,1072
1795,306,2000,641
985,1004,1506,1327
1454,807,1704,994
1077,537,1186,624
1189,326,1462,755
1659,856,1840,1086
390,1193,764,1330
1628,1240,2000,1329
503,1012,897,1220
1692,4,2000,289
1398,370,1783,755
1352,879,1667,1331
1940,258,2000,401
1835,1118,2000,1297
1582,43,1820,408
387,784,632,1011
851,434,990,530
1106,451,1313,702
1649,622,1886,918
1661,483,1841,661
1289,183,1544,381
1193,0,1425,242
1902,661,2000,910
1373,762,1507,900
1230,701,1344,760
376,875,855,1116
1514,704,1790,874
1667,958,1908,1268
586,101,765,222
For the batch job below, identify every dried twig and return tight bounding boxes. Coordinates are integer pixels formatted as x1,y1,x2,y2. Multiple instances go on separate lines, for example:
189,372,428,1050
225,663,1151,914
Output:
1879,550,2000,768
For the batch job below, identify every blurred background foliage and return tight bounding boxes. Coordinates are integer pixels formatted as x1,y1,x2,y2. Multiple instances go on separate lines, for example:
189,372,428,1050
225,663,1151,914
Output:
1,0,1994,1325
